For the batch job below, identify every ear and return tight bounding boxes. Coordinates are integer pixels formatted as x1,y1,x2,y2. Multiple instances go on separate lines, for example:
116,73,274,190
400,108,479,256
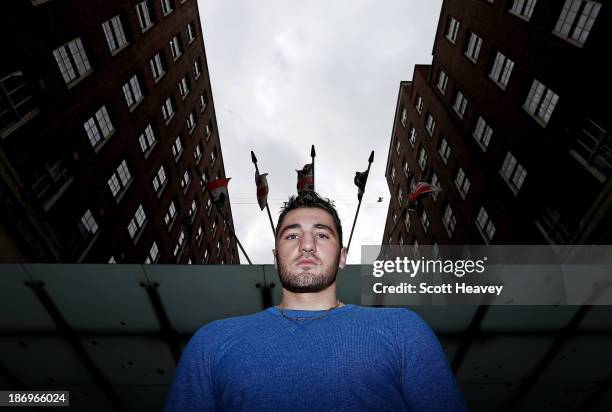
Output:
272,249,278,269
338,247,348,269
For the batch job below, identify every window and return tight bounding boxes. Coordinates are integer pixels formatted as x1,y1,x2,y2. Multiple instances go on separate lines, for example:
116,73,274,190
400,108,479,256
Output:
212,220,217,236
203,247,210,263
415,95,424,114
510,0,537,20
401,107,407,127
489,51,515,89
187,111,196,132
135,1,154,31
52,38,91,85
404,212,411,232
210,147,217,165
439,138,451,164
122,75,144,109
174,230,186,256
420,210,430,233
464,32,482,62
500,151,527,194
186,22,196,43
138,124,156,154
409,126,417,147
189,199,198,217
436,70,448,94
145,242,159,263
179,75,190,98
425,113,436,136
453,90,468,119
395,138,401,155
412,241,420,259
396,187,403,206
84,106,113,148
102,15,128,54
171,136,183,159
403,159,410,178
194,144,202,161
206,196,212,215
170,35,182,60
108,160,131,198
391,167,396,183
196,226,203,242
431,173,439,201
199,93,208,111
128,205,147,239
80,209,99,235
393,212,398,223
149,53,165,81
109,256,116,264
443,205,456,237
204,122,212,140
162,97,175,123
473,116,493,150
524,79,559,126
164,201,177,227
161,0,173,15
180,170,191,191
152,165,167,193
476,207,496,243
216,240,221,256
554,0,601,45
446,17,460,43
454,167,470,199
418,147,428,170
193,58,202,78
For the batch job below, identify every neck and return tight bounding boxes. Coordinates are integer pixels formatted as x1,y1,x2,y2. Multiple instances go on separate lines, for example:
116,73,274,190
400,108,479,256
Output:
279,283,341,310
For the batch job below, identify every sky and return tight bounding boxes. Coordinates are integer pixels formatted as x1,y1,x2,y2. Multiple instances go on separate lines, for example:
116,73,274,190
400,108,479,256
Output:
198,0,443,264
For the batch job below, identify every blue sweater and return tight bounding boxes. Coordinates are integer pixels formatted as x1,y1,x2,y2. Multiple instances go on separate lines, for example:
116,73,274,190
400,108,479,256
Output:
165,305,467,411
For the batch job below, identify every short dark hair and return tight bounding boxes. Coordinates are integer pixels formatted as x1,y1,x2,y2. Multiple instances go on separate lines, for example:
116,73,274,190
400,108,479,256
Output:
276,192,343,246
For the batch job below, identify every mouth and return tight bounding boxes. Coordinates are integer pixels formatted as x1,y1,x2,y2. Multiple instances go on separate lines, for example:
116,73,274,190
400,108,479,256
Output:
296,259,317,266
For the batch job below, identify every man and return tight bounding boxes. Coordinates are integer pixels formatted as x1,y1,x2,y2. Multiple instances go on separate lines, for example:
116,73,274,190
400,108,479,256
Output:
165,192,467,411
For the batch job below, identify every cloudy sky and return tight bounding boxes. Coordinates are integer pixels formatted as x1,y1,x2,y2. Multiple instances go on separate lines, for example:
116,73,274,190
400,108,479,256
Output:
198,0,442,264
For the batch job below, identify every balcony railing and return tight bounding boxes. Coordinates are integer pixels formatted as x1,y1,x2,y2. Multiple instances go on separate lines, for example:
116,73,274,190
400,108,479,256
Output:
0,71,40,138
569,119,611,183
31,159,74,211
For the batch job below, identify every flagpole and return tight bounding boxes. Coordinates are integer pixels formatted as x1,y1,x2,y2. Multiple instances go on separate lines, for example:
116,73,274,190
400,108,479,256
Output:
251,151,276,239
347,151,374,254
198,175,253,265
215,202,253,265
310,145,316,192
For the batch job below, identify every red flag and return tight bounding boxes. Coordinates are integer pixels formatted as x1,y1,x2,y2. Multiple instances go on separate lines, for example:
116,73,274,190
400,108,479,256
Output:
408,182,442,203
296,163,314,193
255,171,269,210
206,177,231,203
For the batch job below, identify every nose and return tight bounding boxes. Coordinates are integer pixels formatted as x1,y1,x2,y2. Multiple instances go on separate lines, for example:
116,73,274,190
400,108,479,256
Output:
300,232,316,254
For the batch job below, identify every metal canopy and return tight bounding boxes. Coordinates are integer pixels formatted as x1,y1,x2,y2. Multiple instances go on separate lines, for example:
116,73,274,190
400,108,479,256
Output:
1,264,611,411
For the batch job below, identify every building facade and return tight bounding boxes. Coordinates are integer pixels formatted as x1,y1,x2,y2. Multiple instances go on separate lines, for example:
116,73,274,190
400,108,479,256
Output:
383,0,610,249
1,0,239,264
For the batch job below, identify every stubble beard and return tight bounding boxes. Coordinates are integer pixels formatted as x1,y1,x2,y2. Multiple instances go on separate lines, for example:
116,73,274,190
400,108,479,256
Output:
277,252,341,293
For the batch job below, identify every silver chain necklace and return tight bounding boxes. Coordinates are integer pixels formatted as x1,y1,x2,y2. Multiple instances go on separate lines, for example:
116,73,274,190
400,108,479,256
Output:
278,301,343,322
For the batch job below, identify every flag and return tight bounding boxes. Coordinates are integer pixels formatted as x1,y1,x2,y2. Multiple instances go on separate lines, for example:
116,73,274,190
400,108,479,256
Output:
354,169,369,201
206,177,231,204
408,182,442,203
296,163,314,193
255,171,269,210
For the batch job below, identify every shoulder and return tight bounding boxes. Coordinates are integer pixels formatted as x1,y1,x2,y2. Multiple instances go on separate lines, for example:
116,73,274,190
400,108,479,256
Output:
188,310,272,347
349,306,436,339
350,305,429,325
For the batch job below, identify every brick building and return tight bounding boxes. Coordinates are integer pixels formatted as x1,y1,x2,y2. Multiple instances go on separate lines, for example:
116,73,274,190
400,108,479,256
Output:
0,0,239,264
383,0,610,249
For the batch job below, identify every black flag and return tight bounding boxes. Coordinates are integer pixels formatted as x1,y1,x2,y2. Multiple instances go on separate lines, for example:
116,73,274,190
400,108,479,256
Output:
354,170,369,201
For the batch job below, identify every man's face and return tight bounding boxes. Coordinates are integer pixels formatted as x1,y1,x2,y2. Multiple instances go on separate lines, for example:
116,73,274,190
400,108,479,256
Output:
274,208,347,293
